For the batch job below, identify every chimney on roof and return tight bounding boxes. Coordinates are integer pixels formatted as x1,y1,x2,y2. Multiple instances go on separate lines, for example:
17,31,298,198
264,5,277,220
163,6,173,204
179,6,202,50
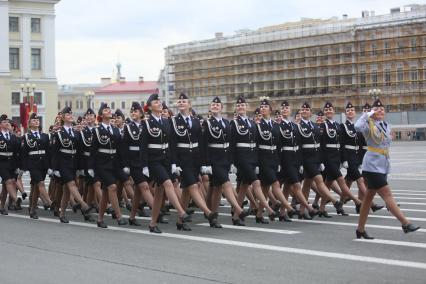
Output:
342,14,348,19
390,7,401,14
139,76,144,83
215,32,223,39
101,77,111,86
119,77,126,83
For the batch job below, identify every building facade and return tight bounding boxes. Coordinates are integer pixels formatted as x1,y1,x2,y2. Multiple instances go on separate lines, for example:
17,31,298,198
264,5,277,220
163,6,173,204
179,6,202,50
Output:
58,83,101,118
94,77,159,117
164,5,426,118
0,0,60,130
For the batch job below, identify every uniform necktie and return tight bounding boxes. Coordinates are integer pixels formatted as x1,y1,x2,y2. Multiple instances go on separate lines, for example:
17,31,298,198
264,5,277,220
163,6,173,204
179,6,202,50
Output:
269,121,272,128
107,126,111,134
379,122,386,131
5,133,9,140
246,118,251,128
221,120,225,128
186,117,191,128
159,118,163,126
68,128,73,137
34,132,39,139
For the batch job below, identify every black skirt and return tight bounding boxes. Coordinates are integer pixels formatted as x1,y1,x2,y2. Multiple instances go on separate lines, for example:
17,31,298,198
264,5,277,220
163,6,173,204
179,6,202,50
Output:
362,171,388,190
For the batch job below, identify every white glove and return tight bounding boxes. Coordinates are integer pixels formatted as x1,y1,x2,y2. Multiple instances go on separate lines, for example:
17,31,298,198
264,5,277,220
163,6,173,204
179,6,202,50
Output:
319,163,325,172
255,166,259,175
171,164,182,176
342,161,349,169
143,167,150,177
205,166,213,175
367,109,375,117
277,165,281,173
47,169,53,176
230,164,238,174
87,169,94,177
123,167,130,175
53,171,61,177
299,166,304,174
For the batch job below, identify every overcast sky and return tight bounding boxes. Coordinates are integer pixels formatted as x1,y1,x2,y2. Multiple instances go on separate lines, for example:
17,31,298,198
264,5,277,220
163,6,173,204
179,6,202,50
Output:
55,0,421,84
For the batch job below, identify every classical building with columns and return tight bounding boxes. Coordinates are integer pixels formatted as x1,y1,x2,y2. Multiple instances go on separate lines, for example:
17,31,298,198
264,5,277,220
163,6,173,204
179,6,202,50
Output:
0,0,60,130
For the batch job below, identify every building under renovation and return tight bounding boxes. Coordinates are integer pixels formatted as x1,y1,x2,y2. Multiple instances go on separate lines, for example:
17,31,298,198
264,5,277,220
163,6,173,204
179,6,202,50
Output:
163,4,426,140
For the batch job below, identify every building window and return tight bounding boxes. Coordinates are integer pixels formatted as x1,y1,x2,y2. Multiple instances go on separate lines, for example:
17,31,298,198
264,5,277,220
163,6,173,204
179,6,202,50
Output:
397,67,404,83
121,101,125,109
384,41,390,55
371,43,377,56
371,70,378,86
360,71,366,87
11,92,20,105
111,101,115,109
9,48,19,70
410,67,418,83
33,92,42,105
31,18,41,33
411,38,417,52
384,69,391,86
9,17,19,32
31,48,41,70
359,43,365,57
398,42,404,53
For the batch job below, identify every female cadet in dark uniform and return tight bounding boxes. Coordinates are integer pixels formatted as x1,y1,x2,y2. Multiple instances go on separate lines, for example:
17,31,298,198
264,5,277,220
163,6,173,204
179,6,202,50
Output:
279,101,318,219
120,102,154,226
256,99,296,220
51,107,94,223
230,96,278,223
340,102,383,213
202,96,250,227
0,114,21,215
141,94,191,233
297,102,344,218
355,99,419,239
21,113,53,219
91,103,128,228
320,102,362,214
171,93,218,230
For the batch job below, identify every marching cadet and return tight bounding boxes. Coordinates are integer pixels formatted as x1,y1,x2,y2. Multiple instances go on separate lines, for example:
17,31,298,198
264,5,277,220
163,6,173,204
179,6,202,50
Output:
0,114,21,215
230,96,277,224
274,110,283,124
91,104,127,228
21,113,53,219
51,107,94,223
297,102,344,218
355,99,419,239
120,101,154,226
78,108,102,211
171,93,218,230
114,108,134,210
340,102,383,213
279,101,318,219
256,99,296,221
202,96,250,227
320,102,362,214
358,103,371,161
254,108,262,124
142,94,191,233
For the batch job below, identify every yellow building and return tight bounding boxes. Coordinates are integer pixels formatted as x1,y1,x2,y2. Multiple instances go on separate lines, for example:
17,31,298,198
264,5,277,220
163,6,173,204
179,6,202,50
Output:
164,5,426,118
0,0,60,130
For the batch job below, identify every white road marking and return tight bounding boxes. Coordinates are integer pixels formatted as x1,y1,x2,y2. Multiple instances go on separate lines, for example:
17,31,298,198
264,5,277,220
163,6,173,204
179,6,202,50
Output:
196,223,301,234
354,239,426,249
4,213,426,270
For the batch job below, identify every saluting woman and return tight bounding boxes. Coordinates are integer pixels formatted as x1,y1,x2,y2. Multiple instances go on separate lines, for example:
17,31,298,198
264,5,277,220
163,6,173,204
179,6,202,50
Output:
355,99,419,239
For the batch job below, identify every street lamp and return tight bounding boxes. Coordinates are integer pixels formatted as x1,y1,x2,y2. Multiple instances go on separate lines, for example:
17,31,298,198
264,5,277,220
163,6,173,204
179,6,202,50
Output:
85,90,94,109
20,82,36,130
